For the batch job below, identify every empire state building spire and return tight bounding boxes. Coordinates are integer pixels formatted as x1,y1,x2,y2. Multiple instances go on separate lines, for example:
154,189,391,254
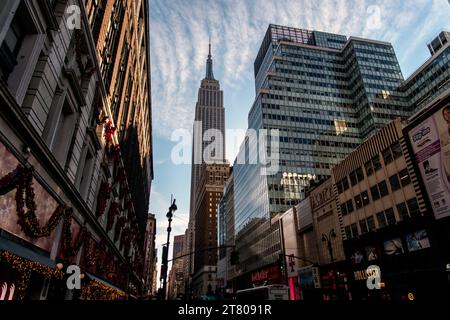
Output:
205,38,214,80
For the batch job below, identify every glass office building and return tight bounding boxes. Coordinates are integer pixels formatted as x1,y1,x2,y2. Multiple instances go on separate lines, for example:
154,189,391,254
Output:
400,31,450,115
233,24,413,279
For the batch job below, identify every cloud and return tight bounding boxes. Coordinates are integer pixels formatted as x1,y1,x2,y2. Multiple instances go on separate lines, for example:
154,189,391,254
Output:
150,0,450,138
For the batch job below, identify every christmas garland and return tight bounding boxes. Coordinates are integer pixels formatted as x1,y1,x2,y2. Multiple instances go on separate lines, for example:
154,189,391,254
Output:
0,161,141,288
80,279,127,300
0,165,22,196
15,168,66,238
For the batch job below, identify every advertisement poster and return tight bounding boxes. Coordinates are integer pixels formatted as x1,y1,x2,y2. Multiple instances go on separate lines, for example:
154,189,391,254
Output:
408,103,450,220
383,238,404,256
406,229,431,252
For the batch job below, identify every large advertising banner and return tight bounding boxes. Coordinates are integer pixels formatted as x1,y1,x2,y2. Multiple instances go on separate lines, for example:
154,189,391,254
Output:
408,102,450,220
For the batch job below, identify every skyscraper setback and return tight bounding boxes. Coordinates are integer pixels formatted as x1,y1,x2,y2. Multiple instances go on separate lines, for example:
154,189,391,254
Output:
186,42,228,296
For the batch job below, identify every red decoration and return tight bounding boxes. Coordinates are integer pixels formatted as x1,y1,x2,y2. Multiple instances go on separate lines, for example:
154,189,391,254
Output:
103,120,116,143
96,181,111,217
106,202,120,232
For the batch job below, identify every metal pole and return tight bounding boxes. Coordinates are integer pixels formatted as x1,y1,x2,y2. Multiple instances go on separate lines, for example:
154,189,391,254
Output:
161,196,177,300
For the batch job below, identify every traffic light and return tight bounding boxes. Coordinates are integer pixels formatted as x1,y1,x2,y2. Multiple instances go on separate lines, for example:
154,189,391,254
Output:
278,253,285,271
230,251,239,265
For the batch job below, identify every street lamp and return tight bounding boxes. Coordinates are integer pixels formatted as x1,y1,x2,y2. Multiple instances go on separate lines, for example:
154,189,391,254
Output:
322,229,336,263
160,197,177,300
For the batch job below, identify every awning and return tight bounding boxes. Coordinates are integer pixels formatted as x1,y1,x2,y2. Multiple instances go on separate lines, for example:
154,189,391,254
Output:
0,236,56,268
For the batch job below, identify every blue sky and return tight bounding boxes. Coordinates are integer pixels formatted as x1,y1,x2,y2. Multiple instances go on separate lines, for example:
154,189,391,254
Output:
148,0,450,276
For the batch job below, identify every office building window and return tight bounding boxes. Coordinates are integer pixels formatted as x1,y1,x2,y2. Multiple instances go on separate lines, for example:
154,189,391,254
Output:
350,223,359,238
365,160,374,177
377,211,387,228
389,174,401,191
399,169,411,187
397,202,409,220
359,219,369,234
356,167,364,182
372,155,382,172
350,171,358,186
407,198,420,217
385,208,396,225
346,199,354,214
355,194,362,209
366,216,375,231
378,180,389,197
382,147,393,165
350,167,364,186
342,177,349,191
345,226,352,239
371,185,380,201
341,203,348,216
391,142,403,159
361,191,370,206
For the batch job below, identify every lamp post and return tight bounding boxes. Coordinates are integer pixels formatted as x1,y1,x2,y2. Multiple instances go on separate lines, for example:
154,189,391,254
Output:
160,197,177,300
322,229,336,263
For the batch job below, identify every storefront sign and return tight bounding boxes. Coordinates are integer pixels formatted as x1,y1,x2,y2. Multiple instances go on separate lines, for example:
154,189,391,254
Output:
298,266,321,289
251,266,280,283
311,183,333,211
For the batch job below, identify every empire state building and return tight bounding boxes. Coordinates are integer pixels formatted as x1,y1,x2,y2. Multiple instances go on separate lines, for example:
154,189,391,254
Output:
185,42,229,296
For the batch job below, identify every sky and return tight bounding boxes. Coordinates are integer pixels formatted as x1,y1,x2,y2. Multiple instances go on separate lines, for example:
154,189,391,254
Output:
148,0,450,282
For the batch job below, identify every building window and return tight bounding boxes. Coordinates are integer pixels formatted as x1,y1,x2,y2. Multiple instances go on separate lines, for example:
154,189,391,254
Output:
385,208,396,225
372,155,382,172
407,198,420,217
77,148,94,200
378,180,389,197
361,191,370,206
349,171,358,186
391,141,403,160
356,167,364,182
397,202,409,220
350,223,358,238
354,194,362,209
345,226,352,239
341,203,348,216
370,185,380,201
0,3,26,81
49,100,77,167
382,147,393,165
399,169,411,187
342,177,349,191
365,160,374,177
359,219,369,234
389,174,401,191
346,199,354,214
376,211,387,228
366,216,375,231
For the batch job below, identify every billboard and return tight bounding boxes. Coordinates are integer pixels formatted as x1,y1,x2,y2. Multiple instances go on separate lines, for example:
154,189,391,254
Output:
405,229,431,252
407,101,450,220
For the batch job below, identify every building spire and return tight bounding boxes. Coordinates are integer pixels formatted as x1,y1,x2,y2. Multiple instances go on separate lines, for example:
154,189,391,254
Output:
205,37,214,80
